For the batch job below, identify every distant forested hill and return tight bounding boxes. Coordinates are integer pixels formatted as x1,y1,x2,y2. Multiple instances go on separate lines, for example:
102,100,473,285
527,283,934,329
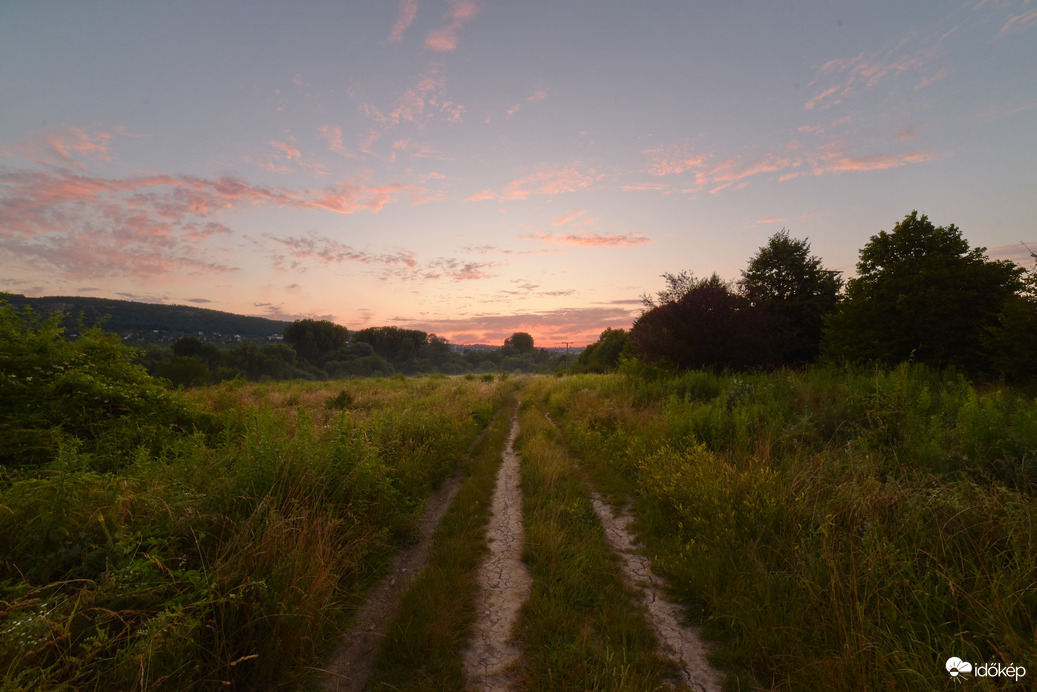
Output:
2,294,291,343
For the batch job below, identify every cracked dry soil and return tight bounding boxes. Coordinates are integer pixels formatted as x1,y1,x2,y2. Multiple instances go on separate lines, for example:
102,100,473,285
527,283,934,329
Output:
590,493,724,692
462,414,532,691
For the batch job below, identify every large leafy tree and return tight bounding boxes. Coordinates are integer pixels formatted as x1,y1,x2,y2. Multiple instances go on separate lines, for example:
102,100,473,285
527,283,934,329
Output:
283,319,349,363
823,211,1023,370
575,328,631,373
739,230,842,363
631,273,788,371
503,331,535,355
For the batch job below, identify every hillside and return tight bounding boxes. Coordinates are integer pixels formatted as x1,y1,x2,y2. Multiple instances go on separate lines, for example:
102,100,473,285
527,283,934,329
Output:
2,294,291,344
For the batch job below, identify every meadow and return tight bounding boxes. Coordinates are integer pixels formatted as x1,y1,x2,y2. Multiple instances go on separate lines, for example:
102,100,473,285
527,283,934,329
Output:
0,375,505,689
2,361,1035,689
534,365,1037,690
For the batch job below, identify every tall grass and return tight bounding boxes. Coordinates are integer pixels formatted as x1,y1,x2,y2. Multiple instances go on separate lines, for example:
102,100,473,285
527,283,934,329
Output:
512,392,685,690
543,365,1037,690
0,376,504,689
365,387,518,690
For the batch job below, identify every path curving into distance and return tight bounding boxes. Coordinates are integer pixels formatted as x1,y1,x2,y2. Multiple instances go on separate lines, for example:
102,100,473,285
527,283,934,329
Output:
320,411,501,691
589,493,724,692
463,413,532,691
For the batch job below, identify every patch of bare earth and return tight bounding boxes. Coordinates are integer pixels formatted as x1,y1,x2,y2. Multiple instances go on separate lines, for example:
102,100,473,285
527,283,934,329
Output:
590,493,724,692
319,413,500,691
463,414,532,691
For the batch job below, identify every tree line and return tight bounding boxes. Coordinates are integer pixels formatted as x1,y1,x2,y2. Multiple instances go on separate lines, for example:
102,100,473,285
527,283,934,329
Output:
577,211,1037,382
139,323,564,385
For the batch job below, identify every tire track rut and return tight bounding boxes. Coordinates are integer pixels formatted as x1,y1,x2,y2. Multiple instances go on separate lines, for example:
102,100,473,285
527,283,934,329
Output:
320,411,501,691
463,412,531,691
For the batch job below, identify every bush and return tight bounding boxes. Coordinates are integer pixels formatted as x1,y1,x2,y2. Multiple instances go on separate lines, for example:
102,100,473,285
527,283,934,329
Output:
0,301,200,467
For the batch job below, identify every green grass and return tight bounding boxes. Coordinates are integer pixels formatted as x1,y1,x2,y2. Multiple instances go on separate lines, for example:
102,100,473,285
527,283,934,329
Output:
0,376,505,690
364,386,518,690
513,390,686,691
542,365,1037,690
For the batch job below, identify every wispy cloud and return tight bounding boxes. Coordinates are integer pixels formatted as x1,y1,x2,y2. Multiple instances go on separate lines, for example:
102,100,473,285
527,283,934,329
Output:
0,130,429,281
467,165,604,201
998,9,1037,36
522,231,650,247
265,233,417,272
355,68,466,142
803,26,954,111
642,133,939,191
389,0,420,42
424,0,480,52
551,209,589,227
264,233,495,282
318,124,352,156
16,127,116,169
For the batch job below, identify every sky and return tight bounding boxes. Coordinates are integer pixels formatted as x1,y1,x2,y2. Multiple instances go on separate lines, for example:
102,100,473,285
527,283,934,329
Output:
1,1,1035,346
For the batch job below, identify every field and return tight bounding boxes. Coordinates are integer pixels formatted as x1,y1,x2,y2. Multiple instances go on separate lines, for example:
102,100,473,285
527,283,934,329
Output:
2,366,1035,690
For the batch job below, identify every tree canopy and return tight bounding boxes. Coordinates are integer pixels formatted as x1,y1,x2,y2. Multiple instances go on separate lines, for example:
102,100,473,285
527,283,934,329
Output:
740,230,842,363
823,211,1023,371
631,273,787,371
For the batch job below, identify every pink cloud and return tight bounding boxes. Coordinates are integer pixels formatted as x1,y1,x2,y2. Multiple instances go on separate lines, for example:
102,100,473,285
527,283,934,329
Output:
269,139,300,160
357,69,465,132
469,166,604,202
17,127,116,169
266,234,417,272
644,144,709,176
424,27,459,51
0,143,426,281
522,231,651,247
998,10,1037,36
389,0,419,42
424,0,480,52
265,233,494,282
319,124,348,155
551,209,588,227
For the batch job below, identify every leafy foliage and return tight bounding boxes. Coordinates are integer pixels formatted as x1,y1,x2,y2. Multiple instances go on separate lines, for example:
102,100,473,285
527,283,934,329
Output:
740,229,842,363
502,331,535,355
574,328,631,373
823,211,1023,371
631,274,789,371
0,301,199,466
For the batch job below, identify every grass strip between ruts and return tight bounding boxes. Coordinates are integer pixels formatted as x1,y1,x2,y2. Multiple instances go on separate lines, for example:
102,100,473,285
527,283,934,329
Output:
364,386,519,690
512,392,690,691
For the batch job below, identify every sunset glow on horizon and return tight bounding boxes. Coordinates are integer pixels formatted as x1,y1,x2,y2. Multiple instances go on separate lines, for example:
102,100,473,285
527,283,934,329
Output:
2,1,1035,346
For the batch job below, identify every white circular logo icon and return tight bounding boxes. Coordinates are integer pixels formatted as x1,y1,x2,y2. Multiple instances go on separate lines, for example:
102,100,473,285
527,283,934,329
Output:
946,657,973,677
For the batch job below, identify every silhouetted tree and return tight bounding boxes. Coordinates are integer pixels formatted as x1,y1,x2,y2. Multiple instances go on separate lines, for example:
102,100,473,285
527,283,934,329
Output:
739,230,842,364
503,332,535,355
823,212,1023,371
575,328,631,373
283,319,349,363
632,273,788,371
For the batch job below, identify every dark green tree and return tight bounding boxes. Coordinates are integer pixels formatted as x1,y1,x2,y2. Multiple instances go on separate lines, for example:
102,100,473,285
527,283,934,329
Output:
823,212,1023,371
503,332,535,355
283,319,349,363
575,328,631,373
739,230,842,363
631,273,788,371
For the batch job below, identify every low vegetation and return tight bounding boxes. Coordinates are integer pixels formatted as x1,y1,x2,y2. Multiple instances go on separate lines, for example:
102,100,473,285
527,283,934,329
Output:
365,390,518,689
0,307,506,689
512,394,683,689
542,365,1037,690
